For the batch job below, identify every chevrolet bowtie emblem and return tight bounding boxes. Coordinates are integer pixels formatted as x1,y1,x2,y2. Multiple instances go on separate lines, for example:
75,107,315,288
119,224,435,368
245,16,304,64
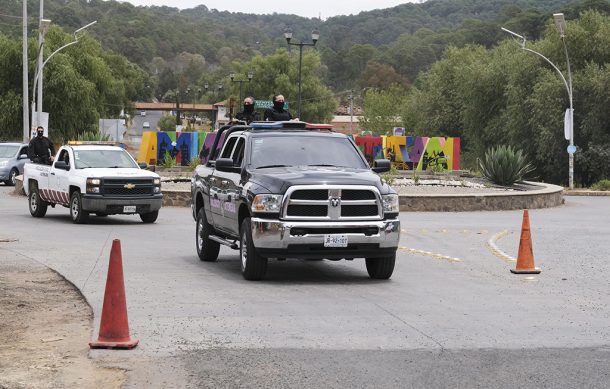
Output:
124,183,136,189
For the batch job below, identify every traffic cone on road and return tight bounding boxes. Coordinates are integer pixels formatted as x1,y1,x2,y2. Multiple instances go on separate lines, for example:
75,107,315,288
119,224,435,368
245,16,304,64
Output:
89,239,139,349
510,210,541,274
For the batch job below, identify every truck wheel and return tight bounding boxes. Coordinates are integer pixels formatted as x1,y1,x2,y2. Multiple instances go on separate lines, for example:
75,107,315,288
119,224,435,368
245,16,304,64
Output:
365,254,396,280
240,217,268,280
70,191,89,224
140,210,159,223
196,208,220,262
6,168,18,186
28,186,47,218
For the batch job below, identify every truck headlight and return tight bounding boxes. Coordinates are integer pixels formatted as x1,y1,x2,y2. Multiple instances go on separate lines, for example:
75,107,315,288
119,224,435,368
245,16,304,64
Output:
0,160,8,167
153,177,161,193
86,178,101,194
382,194,399,213
153,178,161,185
252,194,283,213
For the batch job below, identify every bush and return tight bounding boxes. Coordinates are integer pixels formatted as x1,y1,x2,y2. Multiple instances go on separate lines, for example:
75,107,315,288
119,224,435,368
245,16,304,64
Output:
591,179,610,191
381,163,398,186
188,156,200,171
75,131,111,141
162,151,176,168
478,145,534,186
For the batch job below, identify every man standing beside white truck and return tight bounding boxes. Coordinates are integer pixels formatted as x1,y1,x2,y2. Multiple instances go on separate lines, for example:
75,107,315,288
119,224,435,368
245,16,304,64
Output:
23,143,163,224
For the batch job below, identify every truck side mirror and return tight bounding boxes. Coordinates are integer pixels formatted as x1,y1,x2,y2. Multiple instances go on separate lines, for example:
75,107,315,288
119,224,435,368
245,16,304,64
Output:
215,158,240,173
138,162,148,169
372,159,391,173
54,161,70,171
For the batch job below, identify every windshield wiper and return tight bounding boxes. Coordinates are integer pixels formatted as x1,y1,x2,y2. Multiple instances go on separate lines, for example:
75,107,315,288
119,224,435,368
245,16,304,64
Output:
255,164,291,169
307,164,343,167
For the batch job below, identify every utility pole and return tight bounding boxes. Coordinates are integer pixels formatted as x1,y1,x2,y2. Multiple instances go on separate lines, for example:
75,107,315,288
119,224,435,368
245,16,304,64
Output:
22,0,29,142
36,0,44,131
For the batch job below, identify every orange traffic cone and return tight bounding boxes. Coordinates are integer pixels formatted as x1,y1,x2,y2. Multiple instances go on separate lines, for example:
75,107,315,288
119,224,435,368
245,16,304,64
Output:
510,210,541,274
89,239,139,349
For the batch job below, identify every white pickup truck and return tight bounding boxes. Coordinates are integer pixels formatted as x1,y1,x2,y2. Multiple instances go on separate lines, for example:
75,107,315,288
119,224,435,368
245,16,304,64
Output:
23,144,163,224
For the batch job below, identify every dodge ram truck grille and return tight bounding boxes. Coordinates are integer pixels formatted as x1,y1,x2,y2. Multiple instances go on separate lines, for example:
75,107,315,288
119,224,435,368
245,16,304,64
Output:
283,185,382,221
102,178,154,197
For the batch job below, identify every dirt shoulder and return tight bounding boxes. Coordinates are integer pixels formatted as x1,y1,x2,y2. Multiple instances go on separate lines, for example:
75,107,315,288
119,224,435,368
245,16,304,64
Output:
0,247,125,389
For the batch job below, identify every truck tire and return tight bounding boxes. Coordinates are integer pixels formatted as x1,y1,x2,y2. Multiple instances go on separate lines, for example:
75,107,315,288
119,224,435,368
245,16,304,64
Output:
28,185,47,218
5,168,18,186
365,254,396,280
196,208,220,262
70,191,89,224
140,210,159,223
240,217,268,280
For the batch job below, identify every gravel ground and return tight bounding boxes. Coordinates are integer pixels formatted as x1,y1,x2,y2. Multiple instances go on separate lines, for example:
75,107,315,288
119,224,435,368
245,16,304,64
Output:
158,176,524,194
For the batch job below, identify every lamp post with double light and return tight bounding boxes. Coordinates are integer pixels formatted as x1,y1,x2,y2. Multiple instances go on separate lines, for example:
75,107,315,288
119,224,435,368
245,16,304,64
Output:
501,15,575,189
229,71,253,104
283,28,320,119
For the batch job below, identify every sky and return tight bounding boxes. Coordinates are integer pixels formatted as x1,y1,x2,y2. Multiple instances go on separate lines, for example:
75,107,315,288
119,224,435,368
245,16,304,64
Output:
119,0,420,19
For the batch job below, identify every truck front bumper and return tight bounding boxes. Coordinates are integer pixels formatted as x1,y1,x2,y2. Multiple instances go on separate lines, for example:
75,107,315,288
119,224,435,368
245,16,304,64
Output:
82,194,163,214
251,218,400,259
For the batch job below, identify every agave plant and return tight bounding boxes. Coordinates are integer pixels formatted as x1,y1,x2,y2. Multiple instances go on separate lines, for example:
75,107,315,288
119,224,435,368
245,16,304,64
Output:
478,145,535,186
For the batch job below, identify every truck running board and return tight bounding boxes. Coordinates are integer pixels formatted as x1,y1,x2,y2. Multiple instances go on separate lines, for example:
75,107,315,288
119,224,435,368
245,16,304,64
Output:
209,235,239,250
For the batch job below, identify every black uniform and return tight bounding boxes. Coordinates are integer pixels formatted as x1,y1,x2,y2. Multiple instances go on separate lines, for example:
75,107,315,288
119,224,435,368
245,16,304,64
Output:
236,108,261,124
264,106,292,121
28,135,55,165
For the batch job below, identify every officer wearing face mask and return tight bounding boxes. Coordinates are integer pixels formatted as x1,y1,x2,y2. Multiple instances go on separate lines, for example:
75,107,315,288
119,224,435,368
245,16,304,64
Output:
263,94,293,121
235,97,260,124
27,126,55,165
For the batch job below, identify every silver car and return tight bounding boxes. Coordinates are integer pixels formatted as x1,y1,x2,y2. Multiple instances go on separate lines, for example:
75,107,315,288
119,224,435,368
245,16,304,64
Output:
0,143,30,186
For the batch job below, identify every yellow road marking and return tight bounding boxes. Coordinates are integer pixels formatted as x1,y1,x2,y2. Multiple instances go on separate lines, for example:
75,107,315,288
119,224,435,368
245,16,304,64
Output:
399,247,462,263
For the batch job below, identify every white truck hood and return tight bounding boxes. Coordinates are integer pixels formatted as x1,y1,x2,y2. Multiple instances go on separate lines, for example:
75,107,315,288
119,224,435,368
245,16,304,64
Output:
73,168,160,179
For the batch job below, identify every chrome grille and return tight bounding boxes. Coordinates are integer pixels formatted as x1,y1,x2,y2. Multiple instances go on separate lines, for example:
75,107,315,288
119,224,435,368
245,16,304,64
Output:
283,185,382,221
102,178,154,197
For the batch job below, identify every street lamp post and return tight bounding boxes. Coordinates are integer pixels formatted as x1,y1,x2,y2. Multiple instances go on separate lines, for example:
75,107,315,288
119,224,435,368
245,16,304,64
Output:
22,0,29,142
30,20,97,136
502,19,575,189
229,71,253,104
284,28,320,119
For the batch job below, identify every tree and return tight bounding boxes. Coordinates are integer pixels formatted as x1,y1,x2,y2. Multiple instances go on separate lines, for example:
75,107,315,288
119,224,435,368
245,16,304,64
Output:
158,115,176,132
231,49,336,123
360,87,407,135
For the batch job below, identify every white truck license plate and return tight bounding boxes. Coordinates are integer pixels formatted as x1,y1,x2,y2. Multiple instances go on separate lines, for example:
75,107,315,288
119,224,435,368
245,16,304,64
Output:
123,206,137,213
324,234,348,248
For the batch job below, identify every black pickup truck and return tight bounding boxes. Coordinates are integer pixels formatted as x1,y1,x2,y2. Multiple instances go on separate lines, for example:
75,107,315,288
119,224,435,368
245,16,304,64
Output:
191,121,400,280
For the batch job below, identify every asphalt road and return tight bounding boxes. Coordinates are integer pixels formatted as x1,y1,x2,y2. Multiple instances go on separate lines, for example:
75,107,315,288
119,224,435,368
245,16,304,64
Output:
1,186,609,388
130,110,164,135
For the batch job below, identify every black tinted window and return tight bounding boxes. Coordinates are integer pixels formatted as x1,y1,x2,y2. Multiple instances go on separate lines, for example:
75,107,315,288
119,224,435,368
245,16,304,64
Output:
250,136,367,169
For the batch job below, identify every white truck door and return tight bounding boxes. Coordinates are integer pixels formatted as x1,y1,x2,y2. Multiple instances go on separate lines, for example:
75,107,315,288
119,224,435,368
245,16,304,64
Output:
50,149,71,205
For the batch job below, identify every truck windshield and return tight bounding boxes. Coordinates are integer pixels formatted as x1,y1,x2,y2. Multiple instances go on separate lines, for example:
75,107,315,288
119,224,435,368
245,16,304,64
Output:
0,145,19,158
74,149,138,169
250,136,367,169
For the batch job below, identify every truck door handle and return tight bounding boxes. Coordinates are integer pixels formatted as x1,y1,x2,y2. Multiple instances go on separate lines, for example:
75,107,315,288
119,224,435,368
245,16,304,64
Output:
50,172,55,175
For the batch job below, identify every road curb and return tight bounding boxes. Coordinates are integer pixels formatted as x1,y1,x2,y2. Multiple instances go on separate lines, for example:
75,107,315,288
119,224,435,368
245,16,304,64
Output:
13,176,567,212
159,182,565,212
